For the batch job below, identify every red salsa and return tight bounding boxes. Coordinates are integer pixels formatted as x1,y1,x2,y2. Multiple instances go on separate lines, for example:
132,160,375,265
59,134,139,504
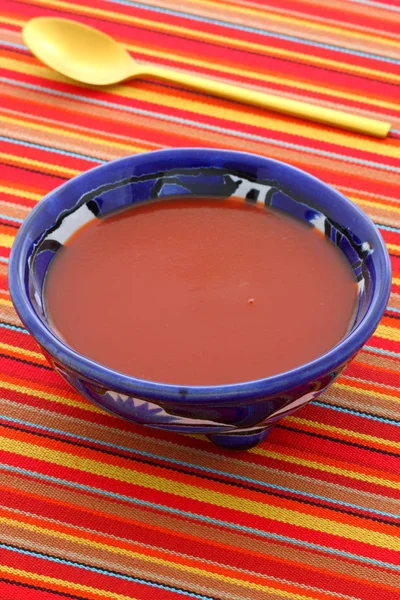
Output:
44,197,357,385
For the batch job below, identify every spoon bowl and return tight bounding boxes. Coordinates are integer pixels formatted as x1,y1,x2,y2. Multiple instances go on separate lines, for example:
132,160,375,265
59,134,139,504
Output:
23,17,137,85
22,16,391,137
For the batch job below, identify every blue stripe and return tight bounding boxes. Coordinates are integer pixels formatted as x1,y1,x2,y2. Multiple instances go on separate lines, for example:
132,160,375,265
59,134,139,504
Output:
1,412,399,521
0,256,9,263
0,542,214,599
387,305,400,314
3,15,400,67
0,213,23,224
1,77,398,173
0,41,27,51
376,223,400,232
0,462,399,571
314,400,400,427
364,345,400,358
0,134,104,163
345,0,400,12
2,506,366,600
0,322,28,333
105,0,400,64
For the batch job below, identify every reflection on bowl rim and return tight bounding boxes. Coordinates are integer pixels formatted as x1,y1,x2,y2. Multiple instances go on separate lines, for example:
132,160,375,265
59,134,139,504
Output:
8,149,392,404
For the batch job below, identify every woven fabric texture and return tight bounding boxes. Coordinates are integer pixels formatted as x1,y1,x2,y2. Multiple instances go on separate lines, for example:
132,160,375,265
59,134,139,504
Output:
0,0,400,599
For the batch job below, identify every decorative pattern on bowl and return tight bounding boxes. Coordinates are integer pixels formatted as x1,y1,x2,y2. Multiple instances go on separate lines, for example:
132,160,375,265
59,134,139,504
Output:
9,149,391,449
30,166,371,323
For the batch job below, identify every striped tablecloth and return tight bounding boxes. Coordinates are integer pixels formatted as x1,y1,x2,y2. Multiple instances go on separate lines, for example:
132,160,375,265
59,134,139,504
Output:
1,1,400,599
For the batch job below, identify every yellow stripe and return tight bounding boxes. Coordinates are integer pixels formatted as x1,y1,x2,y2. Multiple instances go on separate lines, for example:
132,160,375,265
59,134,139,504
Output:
179,0,400,50
343,375,400,392
0,151,80,177
0,565,139,600
2,10,400,96
286,416,400,449
0,341,46,361
336,382,400,404
0,113,146,155
0,298,12,306
349,196,400,212
375,323,400,342
113,85,400,157
3,435,400,549
253,444,400,493
0,233,14,248
0,515,318,600
339,186,400,201
0,379,103,413
0,184,41,201
0,16,23,26
1,56,398,159
3,1,399,56
25,0,400,83
3,30,399,113
387,243,400,253
127,48,399,111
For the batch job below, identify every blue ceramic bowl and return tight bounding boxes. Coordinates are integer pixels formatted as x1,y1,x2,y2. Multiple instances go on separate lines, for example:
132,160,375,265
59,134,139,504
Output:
9,149,391,449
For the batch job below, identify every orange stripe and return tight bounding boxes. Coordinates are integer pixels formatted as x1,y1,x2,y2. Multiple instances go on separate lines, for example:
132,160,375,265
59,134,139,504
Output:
0,105,158,151
3,421,400,502
0,178,49,196
0,506,337,598
0,482,394,593
0,347,48,365
0,569,116,600
381,315,400,328
341,377,400,398
353,358,400,378
256,442,400,486
0,372,85,400
290,417,400,456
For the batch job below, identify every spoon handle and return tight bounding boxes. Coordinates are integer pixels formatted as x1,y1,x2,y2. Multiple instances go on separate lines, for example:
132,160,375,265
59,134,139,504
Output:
143,66,390,138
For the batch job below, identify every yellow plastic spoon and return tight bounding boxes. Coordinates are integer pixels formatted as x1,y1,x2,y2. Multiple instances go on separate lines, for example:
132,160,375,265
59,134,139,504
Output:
22,17,391,138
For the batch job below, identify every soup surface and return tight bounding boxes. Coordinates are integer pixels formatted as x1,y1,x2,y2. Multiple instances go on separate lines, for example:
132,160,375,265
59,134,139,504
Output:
44,197,358,385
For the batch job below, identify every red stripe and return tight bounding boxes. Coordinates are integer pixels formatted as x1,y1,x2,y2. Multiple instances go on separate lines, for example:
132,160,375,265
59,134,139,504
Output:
33,0,400,76
237,0,400,36
0,545,184,600
289,402,400,444
345,361,400,387
0,580,81,600
0,139,99,173
4,5,400,101
0,164,65,191
1,444,399,564
0,483,396,599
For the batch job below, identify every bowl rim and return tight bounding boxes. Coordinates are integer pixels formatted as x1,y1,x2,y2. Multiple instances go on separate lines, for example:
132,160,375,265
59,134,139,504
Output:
8,148,392,402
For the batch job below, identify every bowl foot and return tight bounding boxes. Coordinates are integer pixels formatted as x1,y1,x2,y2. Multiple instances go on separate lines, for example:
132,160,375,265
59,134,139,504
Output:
207,427,272,450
